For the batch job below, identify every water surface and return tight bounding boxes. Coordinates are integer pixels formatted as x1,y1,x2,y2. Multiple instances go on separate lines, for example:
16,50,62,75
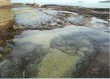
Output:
0,25,109,78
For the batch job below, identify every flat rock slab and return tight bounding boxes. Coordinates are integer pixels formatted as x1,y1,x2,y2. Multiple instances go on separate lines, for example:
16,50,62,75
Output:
13,7,109,33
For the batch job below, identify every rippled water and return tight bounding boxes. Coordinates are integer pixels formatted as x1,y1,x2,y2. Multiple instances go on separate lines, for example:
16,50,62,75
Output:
0,25,109,78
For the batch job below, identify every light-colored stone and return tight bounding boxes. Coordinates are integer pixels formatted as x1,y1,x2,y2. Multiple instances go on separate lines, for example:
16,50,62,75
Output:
0,0,11,6
13,24,23,29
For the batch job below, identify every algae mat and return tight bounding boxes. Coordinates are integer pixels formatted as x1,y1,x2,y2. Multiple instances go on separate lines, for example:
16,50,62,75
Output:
38,49,80,78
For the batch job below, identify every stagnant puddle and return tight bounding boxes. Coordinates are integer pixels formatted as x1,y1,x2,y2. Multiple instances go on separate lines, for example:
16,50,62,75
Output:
0,25,109,78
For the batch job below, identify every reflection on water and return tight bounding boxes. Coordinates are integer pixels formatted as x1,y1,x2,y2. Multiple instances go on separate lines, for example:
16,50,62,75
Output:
0,25,109,78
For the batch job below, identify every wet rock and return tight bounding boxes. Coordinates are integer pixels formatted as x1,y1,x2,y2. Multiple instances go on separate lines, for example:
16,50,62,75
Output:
13,7,78,29
13,24,24,30
42,5,109,19
49,33,94,77
0,42,50,78
50,32,93,56
13,7,109,32
0,51,3,54
0,25,109,78
91,17,108,23
0,47,12,59
0,47,3,51
66,14,85,25
49,29,109,77
0,59,22,78
25,63,38,77
42,9,59,16
0,60,11,77
0,40,4,46
14,7,61,28
85,17,109,32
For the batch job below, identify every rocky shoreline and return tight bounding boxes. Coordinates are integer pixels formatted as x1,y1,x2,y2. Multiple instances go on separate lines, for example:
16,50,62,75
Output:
0,5,109,33
13,6,109,33
41,5,109,19
0,4,109,78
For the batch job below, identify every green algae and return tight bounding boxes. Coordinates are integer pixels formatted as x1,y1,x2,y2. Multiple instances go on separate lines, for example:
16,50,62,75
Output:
37,49,80,78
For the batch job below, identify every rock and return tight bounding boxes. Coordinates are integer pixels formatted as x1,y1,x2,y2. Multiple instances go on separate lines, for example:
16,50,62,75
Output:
49,31,106,77
13,7,73,29
0,40,4,46
0,60,21,77
0,60,11,77
0,42,50,78
50,32,93,56
0,25,109,78
0,46,12,59
25,63,39,77
14,7,59,28
91,17,108,23
50,36,92,77
13,24,23,30
0,54,2,58
0,51,3,54
32,3,39,8
85,17,109,32
0,58,29,77
66,14,85,25
0,47,3,51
